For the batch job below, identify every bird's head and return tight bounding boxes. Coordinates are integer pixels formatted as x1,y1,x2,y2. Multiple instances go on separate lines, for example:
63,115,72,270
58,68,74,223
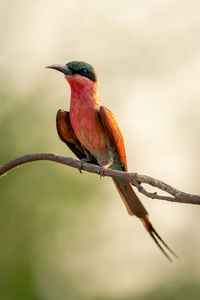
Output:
46,61,97,89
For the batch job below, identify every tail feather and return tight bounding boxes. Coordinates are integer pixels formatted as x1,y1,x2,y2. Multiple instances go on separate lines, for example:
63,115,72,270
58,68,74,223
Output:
113,178,148,217
113,179,177,261
141,215,178,261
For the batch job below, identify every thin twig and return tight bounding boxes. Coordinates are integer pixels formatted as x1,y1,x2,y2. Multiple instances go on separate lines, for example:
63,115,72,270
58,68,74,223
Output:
0,152,199,205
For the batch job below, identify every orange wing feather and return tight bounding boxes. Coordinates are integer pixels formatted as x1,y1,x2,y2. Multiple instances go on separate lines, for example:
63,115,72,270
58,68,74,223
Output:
99,106,127,171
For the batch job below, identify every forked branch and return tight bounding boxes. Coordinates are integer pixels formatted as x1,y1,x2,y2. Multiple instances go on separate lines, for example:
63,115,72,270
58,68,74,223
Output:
0,152,199,205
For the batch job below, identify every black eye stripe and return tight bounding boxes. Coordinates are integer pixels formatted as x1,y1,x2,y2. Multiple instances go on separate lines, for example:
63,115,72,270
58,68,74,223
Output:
66,63,97,82
79,70,96,82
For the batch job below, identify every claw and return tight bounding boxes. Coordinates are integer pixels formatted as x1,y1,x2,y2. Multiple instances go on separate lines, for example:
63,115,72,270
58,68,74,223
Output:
98,166,105,178
78,158,88,173
98,156,113,178
78,162,83,173
78,147,93,173
98,165,109,178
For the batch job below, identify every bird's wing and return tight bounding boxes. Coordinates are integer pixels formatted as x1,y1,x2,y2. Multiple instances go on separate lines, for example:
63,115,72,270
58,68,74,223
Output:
99,106,127,171
56,109,97,163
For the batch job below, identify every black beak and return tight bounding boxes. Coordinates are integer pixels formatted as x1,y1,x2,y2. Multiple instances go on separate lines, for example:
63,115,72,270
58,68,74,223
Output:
46,64,72,75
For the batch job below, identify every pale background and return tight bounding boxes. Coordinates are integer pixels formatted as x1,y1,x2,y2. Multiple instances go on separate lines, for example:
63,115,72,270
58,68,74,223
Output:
0,0,200,299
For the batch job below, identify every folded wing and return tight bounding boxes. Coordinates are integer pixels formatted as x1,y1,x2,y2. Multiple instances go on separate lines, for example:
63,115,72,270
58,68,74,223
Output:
56,109,97,163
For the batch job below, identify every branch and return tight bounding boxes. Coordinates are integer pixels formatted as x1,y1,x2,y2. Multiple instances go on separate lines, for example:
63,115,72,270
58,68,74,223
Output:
0,152,199,205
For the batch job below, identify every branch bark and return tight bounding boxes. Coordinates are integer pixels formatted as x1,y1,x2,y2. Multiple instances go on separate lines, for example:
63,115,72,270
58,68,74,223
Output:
0,152,199,205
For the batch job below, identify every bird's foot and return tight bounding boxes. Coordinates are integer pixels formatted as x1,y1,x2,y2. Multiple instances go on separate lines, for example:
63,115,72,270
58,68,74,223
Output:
98,156,114,178
98,165,110,178
98,166,106,178
78,158,91,173
78,148,93,173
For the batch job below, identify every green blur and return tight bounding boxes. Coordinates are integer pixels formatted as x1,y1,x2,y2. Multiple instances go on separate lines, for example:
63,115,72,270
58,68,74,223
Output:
1,86,200,300
0,86,103,299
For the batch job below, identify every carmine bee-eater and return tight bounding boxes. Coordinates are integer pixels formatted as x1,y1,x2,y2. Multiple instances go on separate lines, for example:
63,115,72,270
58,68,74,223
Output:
47,61,177,261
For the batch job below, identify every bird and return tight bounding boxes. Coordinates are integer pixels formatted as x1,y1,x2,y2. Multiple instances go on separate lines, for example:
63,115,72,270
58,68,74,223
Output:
47,61,177,261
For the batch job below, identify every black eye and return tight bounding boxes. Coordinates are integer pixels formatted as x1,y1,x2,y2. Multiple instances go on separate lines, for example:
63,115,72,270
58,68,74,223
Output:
81,68,88,74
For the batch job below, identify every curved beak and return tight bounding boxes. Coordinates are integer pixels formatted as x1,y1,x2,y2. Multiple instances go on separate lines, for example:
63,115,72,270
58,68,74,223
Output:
46,64,72,75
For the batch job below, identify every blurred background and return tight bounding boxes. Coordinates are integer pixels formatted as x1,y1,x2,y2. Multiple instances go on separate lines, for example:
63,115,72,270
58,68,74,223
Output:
0,0,200,299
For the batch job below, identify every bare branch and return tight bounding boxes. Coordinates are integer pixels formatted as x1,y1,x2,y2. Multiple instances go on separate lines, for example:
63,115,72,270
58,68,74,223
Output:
0,152,199,205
